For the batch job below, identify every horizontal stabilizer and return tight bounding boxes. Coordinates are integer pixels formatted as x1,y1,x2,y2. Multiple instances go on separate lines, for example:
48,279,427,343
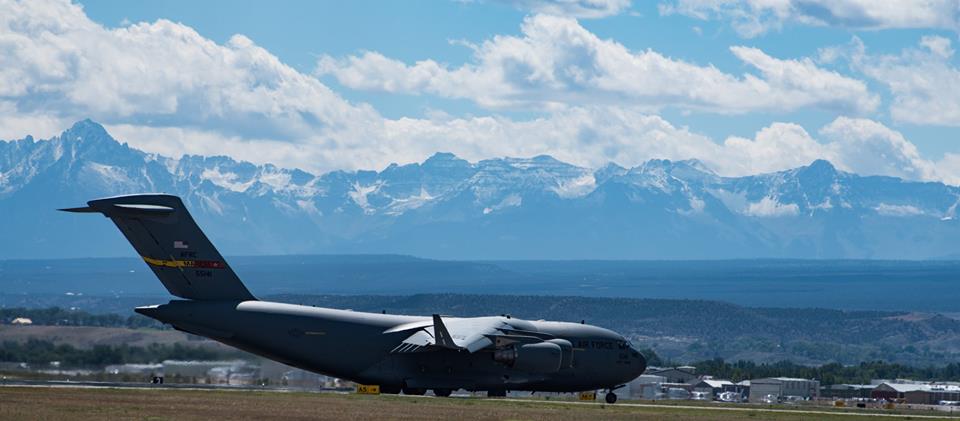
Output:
58,206,97,213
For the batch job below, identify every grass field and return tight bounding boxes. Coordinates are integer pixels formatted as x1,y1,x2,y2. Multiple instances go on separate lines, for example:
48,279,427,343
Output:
1,386,957,421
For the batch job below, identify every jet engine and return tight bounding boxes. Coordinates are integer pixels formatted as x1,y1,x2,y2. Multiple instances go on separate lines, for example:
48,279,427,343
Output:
493,341,565,373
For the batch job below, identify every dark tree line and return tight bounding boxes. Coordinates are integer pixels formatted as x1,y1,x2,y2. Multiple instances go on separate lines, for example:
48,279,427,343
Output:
0,307,160,328
0,339,244,367
689,358,960,385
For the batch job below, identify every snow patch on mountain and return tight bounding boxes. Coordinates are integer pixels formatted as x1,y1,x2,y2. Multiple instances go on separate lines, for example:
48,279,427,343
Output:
201,168,255,192
198,193,226,216
483,194,522,215
551,173,596,198
679,196,707,215
349,181,384,214
875,203,926,217
810,197,834,211
257,169,293,191
707,188,747,213
296,199,320,215
386,187,436,215
744,196,800,217
84,162,133,188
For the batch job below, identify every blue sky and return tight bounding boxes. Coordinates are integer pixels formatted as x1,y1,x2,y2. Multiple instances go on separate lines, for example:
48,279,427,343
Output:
2,0,960,183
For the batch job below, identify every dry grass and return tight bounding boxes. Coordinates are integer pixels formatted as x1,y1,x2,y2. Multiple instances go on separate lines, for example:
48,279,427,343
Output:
0,386,941,421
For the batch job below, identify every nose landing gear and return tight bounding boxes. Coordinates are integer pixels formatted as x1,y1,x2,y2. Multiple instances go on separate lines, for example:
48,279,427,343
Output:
487,389,507,398
604,384,625,404
402,387,426,395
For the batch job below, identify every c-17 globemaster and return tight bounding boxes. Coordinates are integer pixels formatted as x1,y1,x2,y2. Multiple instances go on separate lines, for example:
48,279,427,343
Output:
62,194,647,403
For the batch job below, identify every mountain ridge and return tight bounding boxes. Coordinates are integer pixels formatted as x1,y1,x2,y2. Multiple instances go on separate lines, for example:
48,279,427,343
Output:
2,119,959,259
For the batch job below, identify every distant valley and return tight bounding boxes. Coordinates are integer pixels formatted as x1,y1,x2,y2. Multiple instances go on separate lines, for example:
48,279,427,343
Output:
3,256,960,312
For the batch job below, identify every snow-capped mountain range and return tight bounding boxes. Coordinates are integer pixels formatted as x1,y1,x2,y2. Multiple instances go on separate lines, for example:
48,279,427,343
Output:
2,119,959,259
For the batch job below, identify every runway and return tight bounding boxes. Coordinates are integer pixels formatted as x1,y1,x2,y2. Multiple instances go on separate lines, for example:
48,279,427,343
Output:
2,380,958,420
486,398,960,419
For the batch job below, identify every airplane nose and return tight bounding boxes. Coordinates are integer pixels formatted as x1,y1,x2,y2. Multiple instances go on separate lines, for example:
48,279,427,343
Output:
632,347,647,376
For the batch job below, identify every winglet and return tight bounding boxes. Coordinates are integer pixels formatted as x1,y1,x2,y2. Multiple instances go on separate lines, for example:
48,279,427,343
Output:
432,314,459,350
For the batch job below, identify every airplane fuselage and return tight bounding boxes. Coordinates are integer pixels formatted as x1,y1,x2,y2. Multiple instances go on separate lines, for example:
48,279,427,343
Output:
137,300,647,392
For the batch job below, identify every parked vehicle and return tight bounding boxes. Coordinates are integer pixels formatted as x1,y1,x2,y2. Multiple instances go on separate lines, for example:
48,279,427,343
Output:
667,388,691,400
690,391,711,401
718,391,743,403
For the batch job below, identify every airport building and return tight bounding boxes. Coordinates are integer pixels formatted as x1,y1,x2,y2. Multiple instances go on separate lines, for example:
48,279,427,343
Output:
692,378,737,398
821,384,875,399
625,374,668,399
161,360,257,384
645,366,698,384
748,377,820,402
104,363,162,376
872,381,960,404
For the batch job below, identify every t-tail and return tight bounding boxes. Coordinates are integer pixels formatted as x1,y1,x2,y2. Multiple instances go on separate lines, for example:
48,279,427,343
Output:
60,194,256,301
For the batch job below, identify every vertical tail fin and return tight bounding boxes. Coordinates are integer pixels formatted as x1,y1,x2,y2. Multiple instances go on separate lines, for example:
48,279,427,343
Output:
61,194,256,301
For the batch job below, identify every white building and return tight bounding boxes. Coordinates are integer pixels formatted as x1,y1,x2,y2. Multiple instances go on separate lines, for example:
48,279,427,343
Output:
626,374,668,399
693,379,735,398
873,381,960,404
749,377,819,402
104,363,162,375
645,366,698,384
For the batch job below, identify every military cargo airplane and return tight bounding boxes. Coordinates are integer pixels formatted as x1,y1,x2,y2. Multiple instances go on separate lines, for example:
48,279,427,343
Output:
62,194,646,403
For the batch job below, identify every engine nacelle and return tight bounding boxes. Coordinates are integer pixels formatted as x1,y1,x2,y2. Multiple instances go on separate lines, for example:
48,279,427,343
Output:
493,341,563,373
545,338,574,368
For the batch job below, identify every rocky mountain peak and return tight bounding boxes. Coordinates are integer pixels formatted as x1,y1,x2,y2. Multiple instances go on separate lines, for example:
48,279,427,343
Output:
2,120,959,259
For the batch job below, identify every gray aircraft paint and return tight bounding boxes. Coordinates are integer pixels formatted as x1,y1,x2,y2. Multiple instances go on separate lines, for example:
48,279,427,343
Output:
62,194,646,395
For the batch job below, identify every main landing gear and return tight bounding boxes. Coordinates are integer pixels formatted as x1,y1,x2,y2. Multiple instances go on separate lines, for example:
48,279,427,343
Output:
380,385,401,394
487,389,507,398
604,391,618,404
433,388,452,397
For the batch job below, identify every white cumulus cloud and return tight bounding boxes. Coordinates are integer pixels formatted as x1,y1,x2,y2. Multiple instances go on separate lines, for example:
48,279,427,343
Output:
499,0,632,18
1,0,957,188
842,36,960,127
317,14,877,114
659,0,960,38
0,0,380,143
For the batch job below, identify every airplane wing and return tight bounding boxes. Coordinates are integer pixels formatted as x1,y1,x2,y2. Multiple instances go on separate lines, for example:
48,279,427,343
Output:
387,316,520,354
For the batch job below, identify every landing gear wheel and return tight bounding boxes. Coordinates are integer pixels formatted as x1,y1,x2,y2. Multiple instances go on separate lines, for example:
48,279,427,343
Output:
487,389,507,398
605,392,618,404
402,387,427,395
433,388,452,397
